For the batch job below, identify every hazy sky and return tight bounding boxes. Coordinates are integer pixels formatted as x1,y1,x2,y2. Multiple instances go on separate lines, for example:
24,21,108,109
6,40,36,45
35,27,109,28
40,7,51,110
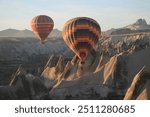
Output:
0,0,150,31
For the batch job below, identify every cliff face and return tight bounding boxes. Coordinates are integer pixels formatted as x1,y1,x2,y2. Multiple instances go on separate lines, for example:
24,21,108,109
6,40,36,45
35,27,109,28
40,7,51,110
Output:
124,67,150,100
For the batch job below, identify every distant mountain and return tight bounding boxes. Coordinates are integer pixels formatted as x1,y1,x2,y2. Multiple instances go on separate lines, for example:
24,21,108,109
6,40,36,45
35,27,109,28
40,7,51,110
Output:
104,18,150,35
0,28,62,38
13,29,35,37
49,29,62,38
1,19,150,37
0,29,19,37
126,18,150,30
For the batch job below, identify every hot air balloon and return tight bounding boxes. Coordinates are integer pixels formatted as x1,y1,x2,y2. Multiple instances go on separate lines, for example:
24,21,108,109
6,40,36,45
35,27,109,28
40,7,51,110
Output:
31,15,54,44
62,17,101,62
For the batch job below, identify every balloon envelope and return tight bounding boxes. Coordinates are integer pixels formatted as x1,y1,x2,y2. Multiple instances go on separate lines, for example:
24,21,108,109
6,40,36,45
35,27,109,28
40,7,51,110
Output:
62,17,101,61
31,15,54,43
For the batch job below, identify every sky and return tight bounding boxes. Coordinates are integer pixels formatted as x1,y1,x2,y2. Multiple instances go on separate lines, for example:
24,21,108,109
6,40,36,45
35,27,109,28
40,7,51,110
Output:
0,0,150,31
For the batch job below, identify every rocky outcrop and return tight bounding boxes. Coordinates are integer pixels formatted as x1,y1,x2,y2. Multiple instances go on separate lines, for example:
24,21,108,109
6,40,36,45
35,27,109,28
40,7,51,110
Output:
41,50,103,88
124,67,150,100
1,40,150,100
126,19,150,31
0,66,49,100
0,37,68,85
135,19,147,26
40,45,150,99
104,19,150,36
48,53,124,99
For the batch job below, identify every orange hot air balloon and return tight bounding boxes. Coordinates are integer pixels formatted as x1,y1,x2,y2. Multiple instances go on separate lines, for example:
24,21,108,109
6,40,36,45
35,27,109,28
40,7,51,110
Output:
31,15,54,44
62,17,101,62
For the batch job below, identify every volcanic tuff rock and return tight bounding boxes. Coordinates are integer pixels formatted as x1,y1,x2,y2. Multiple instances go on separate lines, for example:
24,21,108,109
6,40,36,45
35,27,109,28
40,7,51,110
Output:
40,45,149,99
0,37,68,85
0,66,49,99
124,67,150,100
1,45,150,99
37,31,150,99
0,34,150,99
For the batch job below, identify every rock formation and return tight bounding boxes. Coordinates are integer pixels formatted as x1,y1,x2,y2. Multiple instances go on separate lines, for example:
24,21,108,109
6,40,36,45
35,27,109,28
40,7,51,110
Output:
0,37,68,85
124,67,150,100
104,19,150,35
41,34,150,99
126,19,150,30
0,66,49,100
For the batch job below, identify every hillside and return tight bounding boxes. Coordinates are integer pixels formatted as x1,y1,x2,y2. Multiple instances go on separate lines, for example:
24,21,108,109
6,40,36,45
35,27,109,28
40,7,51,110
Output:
0,37,68,85
0,29,62,38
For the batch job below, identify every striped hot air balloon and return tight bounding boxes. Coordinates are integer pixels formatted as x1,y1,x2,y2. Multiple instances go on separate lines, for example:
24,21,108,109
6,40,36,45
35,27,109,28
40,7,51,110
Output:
31,15,54,44
62,17,101,62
